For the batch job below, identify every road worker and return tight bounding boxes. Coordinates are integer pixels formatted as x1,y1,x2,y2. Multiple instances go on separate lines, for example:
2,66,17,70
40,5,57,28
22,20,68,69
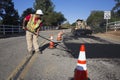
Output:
22,9,43,54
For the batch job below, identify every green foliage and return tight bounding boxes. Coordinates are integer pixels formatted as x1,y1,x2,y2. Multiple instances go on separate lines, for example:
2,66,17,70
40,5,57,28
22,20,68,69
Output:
114,0,120,3
86,11,106,33
33,0,66,26
42,11,66,26
0,0,19,25
61,22,71,29
0,0,66,26
71,22,76,26
71,0,120,33
112,0,120,21
34,0,54,14
87,11,104,26
20,8,35,24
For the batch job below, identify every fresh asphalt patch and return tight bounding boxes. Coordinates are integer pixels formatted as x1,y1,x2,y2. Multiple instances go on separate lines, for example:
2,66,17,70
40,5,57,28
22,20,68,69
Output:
63,33,120,58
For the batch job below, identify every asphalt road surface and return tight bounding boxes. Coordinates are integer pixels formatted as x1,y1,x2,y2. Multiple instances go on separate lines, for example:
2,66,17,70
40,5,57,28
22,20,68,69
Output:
64,31,120,80
0,29,120,80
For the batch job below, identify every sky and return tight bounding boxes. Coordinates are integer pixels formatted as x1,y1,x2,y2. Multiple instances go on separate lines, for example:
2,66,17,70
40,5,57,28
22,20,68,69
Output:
13,0,116,24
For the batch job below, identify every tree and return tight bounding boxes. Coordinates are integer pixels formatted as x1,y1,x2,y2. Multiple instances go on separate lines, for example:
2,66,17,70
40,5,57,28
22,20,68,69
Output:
55,12,66,25
61,21,71,29
87,11,106,33
20,8,35,24
112,0,120,21
0,0,19,25
114,0,120,3
34,0,54,14
33,0,66,26
71,22,76,26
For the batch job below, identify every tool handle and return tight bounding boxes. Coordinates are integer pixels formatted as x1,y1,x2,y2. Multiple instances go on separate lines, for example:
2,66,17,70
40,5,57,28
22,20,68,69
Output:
22,27,71,52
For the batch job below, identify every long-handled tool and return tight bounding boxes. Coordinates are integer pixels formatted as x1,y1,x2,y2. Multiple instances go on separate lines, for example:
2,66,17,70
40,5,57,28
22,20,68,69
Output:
23,28,72,53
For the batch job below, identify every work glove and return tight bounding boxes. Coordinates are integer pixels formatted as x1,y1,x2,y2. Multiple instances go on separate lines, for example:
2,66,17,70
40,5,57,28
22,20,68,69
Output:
22,26,25,30
22,26,28,31
35,32,39,37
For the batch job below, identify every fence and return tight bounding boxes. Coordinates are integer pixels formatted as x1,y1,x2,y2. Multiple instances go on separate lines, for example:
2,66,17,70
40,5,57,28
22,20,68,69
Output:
108,21,120,31
0,25,59,35
0,25,24,35
41,26,59,30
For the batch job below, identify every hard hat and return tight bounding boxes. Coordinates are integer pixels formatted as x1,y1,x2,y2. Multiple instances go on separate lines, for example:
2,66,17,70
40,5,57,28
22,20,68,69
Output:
77,19,81,21
36,9,43,15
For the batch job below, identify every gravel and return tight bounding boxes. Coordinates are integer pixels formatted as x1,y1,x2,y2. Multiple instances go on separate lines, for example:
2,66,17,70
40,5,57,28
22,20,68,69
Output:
24,29,120,80
0,29,120,80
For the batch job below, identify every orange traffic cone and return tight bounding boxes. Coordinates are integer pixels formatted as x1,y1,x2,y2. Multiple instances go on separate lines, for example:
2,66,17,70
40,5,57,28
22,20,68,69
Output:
49,35,55,49
74,44,88,80
57,32,62,41
57,31,64,41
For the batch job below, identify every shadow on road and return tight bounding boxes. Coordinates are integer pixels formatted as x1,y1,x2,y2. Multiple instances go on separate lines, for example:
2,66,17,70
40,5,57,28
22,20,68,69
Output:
39,43,49,53
63,34,120,59
64,42,120,59
64,34,113,44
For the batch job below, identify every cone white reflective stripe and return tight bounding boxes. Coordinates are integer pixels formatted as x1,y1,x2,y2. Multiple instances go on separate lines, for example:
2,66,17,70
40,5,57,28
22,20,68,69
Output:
50,35,53,41
74,44,88,80
76,44,87,70
50,36,53,40
78,51,86,61
49,35,55,49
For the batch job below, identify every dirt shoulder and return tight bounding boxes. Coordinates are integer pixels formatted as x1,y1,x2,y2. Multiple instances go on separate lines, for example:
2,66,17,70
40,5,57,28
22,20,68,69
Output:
93,30,120,44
